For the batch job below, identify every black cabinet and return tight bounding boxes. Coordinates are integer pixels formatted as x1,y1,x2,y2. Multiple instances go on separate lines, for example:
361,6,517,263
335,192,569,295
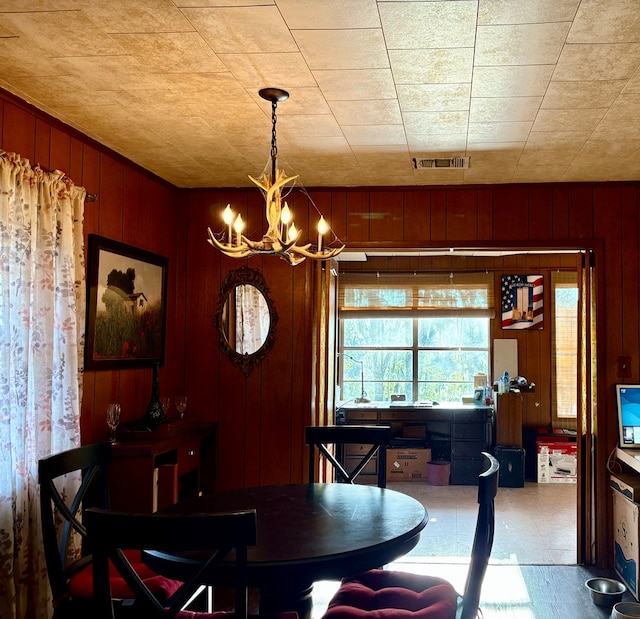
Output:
339,404,494,485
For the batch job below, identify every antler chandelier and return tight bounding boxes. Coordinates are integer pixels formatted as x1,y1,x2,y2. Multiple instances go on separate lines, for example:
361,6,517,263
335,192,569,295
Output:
207,88,344,266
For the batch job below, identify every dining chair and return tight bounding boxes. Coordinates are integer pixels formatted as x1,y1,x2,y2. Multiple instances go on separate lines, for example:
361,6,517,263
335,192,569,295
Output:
84,507,298,619
38,442,180,618
306,425,392,488
321,451,500,619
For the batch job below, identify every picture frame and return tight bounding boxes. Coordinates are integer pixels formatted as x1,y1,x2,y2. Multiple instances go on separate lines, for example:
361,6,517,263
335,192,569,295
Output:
500,274,544,330
85,234,168,370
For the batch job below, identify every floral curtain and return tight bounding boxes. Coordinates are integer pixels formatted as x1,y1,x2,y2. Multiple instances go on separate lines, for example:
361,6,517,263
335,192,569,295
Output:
0,152,85,619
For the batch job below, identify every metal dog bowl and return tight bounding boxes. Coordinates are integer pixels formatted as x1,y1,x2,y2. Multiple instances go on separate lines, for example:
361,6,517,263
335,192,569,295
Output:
585,577,626,607
612,602,640,618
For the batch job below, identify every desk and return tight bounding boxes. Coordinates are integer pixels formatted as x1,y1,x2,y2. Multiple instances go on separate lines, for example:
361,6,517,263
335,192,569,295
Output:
339,403,494,484
148,483,427,618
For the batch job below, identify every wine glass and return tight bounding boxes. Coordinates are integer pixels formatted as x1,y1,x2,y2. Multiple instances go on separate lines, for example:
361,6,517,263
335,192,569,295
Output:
106,403,121,444
175,396,187,419
160,397,171,417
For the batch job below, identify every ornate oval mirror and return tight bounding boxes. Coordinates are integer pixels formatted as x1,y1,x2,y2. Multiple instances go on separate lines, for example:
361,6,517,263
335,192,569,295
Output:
215,266,278,375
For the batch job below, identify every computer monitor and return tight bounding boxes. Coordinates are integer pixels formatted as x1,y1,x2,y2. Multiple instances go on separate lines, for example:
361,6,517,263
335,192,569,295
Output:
616,384,640,448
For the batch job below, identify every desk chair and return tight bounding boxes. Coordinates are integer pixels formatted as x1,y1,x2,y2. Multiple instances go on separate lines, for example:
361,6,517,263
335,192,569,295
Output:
38,442,179,618
306,425,392,488
84,507,298,619
322,452,499,619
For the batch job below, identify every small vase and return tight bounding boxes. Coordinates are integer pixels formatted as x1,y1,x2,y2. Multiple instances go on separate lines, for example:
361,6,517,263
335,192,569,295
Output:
141,362,167,430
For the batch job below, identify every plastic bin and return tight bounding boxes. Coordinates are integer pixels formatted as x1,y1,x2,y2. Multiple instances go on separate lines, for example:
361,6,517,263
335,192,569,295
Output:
495,445,525,488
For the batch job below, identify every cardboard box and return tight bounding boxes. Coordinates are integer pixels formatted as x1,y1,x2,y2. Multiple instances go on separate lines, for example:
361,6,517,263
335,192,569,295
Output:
612,473,640,503
537,441,577,483
387,448,432,482
614,490,640,600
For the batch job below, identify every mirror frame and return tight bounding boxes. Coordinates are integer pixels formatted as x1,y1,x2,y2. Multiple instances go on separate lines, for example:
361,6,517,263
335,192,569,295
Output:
214,266,279,376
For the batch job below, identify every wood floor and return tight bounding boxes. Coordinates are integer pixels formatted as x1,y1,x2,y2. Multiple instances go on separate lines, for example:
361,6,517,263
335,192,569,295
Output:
311,482,635,618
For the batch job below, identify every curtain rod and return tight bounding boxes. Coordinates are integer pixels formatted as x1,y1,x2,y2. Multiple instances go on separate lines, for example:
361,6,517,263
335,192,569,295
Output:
32,161,99,202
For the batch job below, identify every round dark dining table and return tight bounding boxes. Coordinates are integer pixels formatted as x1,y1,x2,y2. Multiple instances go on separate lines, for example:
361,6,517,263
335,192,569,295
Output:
147,482,428,618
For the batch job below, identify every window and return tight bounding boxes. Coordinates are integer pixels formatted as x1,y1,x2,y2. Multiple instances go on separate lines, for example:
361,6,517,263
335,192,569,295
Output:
552,272,579,419
338,272,494,403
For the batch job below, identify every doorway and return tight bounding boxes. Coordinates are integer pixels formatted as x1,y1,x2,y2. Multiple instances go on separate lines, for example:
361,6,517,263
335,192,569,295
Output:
329,245,596,567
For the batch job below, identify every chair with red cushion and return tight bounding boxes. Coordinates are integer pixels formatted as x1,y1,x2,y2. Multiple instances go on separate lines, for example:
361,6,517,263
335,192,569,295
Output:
84,507,298,619
322,452,499,619
38,442,180,618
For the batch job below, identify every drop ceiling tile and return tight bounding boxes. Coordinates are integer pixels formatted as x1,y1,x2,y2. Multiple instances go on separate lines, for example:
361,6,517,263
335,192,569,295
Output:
82,1,193,33
470,97,542,122
542,80,626,109
404,111,469,135
472,66,554,97
182,6,297,54
512,163,568,182
219,52,316,89
532,108,605,132
389,48,474,85
554,43,640,81
578,137,640,159
0,10,124,56
518,149,580,167
397,84,471,112
329,100,402,125
524,130,590,150
109,33,227,73
285,135,352,153
293,29,388,70
407,134,468,153
280,115,342,138
468,121,532,143
277,0,381,29
342,125,407,146
55,56,163,91
313,68,397,100
568,0,640,43
379,1,477,49
478,0,580,25
476,22,570,66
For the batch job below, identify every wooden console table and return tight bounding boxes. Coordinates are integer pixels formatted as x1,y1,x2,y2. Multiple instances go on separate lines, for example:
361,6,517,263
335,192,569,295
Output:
109,420,217,513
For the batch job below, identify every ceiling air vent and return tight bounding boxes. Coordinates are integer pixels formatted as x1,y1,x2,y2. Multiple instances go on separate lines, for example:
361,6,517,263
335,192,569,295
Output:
413,156,470,170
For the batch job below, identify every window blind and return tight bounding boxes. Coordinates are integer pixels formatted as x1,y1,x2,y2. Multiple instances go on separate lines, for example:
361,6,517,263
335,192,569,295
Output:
339,271,495,317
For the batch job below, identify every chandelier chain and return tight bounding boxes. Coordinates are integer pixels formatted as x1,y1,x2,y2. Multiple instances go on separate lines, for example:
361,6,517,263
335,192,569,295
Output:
270,99,278,181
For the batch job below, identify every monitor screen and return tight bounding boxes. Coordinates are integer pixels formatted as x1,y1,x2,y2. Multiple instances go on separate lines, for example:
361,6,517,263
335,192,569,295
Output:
617,384,640,448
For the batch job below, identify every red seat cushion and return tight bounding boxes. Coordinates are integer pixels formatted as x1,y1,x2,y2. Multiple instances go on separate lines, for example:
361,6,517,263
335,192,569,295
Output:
323,569,460,619
68,549,182,601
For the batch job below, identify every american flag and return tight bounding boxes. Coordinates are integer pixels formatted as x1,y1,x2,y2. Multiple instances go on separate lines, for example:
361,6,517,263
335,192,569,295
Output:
501,274,544,330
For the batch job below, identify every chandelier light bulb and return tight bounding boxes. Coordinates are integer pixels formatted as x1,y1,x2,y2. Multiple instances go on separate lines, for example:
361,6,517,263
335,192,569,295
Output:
280,202,292,225
288,222,299,244
223,204,234,243
233,214,244,247
317,216,328,251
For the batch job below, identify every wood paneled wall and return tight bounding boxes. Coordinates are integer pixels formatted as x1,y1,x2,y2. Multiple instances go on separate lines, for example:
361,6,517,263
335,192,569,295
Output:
3,86,637,567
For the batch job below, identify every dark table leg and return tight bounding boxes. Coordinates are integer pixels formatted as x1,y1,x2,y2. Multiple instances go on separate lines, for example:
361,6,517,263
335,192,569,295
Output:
259,582,314,619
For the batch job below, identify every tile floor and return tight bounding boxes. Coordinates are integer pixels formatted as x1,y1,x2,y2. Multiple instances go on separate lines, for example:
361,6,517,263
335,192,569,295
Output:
311,481,584,618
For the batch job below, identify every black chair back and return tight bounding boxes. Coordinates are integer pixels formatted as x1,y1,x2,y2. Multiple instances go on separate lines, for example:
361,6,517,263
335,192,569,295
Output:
460,451,499,619
38,442,111,612
306,425,391,487
84,508,257,619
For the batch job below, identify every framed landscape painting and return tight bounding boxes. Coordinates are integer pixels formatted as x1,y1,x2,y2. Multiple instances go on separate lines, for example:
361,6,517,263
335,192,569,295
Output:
85,235,168,370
